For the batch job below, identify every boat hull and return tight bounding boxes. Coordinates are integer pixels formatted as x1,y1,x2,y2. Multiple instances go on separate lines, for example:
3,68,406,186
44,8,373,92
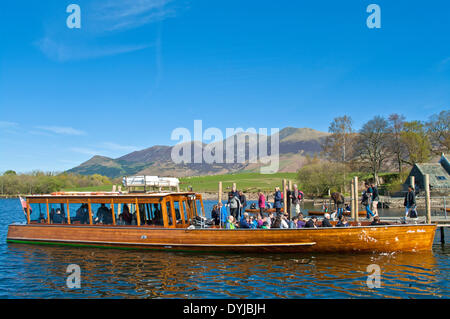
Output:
7,223,436,253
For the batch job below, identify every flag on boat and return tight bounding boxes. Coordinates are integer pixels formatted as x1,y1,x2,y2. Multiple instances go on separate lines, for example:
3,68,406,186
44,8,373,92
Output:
19,196,30,216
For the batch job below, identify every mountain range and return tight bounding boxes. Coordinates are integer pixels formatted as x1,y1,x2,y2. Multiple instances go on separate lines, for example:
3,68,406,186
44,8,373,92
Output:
67,127,329,178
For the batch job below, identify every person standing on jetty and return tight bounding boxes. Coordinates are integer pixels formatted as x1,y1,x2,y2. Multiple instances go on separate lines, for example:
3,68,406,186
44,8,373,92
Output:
228,187,241,220
331,192,345,219
273,187,282,216
258,191,266,215
371,183,380,217
362,184,375,219
404,185,416,218
238,190,247,216
291,184,302,215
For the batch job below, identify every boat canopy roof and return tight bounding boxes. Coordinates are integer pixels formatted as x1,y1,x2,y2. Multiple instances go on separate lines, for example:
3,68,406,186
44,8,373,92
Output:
26,192,200,204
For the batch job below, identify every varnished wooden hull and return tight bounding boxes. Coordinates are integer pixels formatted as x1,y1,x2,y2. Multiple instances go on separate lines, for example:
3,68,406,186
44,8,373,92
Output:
308,210,367,217
7,223,436,253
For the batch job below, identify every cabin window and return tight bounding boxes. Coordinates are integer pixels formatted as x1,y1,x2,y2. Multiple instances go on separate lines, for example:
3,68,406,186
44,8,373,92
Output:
437,176,447,180
165,201,174,226
29,203,46,223
48,203,68,224
148,203,163,225
67,203,90,224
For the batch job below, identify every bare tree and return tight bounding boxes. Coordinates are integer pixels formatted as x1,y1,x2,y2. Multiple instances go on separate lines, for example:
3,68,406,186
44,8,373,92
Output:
323,116,355,163
356,116,391,185
388,113,406,173
426,110,450,154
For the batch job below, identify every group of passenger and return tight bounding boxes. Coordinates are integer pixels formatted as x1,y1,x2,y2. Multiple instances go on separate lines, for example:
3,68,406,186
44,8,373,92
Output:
218,210,353,229
211,182,391,229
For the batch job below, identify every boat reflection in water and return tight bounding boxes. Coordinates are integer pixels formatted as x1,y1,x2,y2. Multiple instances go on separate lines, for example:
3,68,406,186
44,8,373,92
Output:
8,242,446,298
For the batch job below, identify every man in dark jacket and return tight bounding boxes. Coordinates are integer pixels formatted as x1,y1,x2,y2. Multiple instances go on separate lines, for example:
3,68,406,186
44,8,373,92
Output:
238,190,247,215
273,187,282,215
404,185,416,217
331,192,345,219
321,213,333,227
304,216,317,228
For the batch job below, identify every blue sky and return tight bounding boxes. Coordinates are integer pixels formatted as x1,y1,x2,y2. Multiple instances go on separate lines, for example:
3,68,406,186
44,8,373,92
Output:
0,0,449,172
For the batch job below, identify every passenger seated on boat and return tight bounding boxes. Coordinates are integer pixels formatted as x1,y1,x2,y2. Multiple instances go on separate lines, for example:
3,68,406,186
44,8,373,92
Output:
117,213,126,225
336,215,349,227
321,213,333,228
103,207,113,225
239,213,251,228
122,204,132,225
290,216,299,229
226,215,236,229
52,208,64,224
261,221,269,229
95,204,110,224
153,204,163,224
272,215,281,228
267,212,274,228
297,213,306,228
211,204,220,225
74,204,89,224
256,214,264,228
370,216,390,226
248,215,256,229
280,213,289,229
304,216,318,228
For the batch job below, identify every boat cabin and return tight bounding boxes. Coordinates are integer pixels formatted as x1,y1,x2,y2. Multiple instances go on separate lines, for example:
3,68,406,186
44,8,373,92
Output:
23,192,204,228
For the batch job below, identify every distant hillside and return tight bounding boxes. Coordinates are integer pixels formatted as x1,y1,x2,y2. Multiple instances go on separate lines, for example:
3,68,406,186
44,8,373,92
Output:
67,127,328,178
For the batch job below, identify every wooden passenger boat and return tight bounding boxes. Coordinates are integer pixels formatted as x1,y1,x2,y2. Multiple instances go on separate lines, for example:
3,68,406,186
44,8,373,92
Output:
7,192,437,253
308,210,366,217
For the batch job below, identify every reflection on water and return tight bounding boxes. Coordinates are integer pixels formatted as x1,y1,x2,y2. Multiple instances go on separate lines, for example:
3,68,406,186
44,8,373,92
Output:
3,244,449,298
0,199,449,298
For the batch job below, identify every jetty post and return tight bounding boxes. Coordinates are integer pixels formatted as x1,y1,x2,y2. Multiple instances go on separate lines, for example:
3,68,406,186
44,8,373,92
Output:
218,181,222,204
351,179,355,220
425,174,431,224
283,179,288,218
354,176,359,223
410,176,415,189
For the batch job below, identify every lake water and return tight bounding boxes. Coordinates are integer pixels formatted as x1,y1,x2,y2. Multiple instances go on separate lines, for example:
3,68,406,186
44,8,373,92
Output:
0,198,448,298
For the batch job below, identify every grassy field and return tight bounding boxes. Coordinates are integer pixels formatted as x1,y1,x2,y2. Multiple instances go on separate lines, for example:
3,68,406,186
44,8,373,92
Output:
179,172,298,192
61,172,299,193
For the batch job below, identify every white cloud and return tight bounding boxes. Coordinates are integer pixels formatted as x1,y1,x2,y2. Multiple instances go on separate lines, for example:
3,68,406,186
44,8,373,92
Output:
94,0,175,32
0,121,18,128
36,126,86,136
103,142,138,152
36,0,177,61
36,37,153,62
69,147,101,156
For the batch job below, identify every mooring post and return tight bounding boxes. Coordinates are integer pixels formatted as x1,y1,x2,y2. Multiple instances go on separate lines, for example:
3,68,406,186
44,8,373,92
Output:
354,176,359,223
410,176,415,189
351,179,355,220
283,179,288,218
218,181,222,204
425,174,431,224
444,196,447,219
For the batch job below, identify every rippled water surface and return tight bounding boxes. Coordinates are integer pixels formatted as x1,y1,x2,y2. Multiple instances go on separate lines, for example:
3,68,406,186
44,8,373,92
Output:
0,198,448,298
